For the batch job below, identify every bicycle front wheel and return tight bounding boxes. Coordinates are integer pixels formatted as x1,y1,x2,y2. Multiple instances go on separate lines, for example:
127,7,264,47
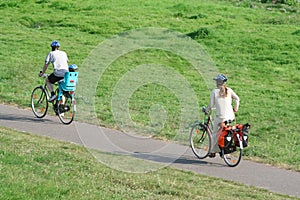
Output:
190,123,211,159
222,146,242,167
31,86,48,118
57,92,75,125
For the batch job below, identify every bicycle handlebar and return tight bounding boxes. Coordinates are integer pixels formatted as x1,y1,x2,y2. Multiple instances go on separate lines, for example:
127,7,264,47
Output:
224,119,234,125
201,106,209,115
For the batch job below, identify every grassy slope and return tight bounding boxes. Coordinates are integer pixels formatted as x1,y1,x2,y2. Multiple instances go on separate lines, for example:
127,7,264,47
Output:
0,0,299,171
1,127,298,200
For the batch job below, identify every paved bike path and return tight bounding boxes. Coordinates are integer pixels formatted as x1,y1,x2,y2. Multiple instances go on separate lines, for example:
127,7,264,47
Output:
0,104,299,198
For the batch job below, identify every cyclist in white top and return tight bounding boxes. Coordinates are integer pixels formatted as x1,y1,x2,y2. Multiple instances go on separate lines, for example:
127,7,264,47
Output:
39,41,69,102
207,74,240,157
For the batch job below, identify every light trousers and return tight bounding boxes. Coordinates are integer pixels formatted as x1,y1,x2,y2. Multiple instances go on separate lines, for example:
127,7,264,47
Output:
210,117,225,153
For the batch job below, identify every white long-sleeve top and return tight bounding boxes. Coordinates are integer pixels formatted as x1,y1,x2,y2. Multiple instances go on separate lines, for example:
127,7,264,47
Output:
208,87,240,120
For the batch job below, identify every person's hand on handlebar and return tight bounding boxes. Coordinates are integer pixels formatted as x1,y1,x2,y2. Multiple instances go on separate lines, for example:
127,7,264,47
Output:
39,71,44,77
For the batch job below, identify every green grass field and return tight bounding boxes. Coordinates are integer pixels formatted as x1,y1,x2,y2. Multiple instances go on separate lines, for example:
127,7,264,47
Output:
1,127,298,200
0,0,299,172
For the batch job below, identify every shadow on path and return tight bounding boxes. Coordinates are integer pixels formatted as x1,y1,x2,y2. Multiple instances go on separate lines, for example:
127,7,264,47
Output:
0,113,54,124
129,151,225,167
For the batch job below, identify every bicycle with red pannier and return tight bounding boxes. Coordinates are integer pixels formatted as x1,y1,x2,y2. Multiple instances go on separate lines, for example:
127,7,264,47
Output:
190,106,250,167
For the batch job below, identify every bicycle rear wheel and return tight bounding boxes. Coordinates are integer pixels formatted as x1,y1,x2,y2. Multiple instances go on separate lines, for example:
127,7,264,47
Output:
57,92,75,125
222,146,242,167
31,86,48,118
190,123,211,159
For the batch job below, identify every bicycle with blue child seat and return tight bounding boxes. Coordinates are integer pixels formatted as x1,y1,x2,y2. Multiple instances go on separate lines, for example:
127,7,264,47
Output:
190,106,246,167
31,71,79,125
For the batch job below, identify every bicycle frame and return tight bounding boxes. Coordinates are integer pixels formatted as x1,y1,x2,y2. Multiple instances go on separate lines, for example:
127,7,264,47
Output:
202,107,213,133
38,74,58,100
41,83,50,100
42,82,59,106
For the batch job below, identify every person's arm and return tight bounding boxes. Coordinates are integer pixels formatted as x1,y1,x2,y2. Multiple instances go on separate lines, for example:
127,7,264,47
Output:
39,63,49,77
231,89,240,112
39,53,51,77
41,63,48,74
66,52,69,64
207,90,215,111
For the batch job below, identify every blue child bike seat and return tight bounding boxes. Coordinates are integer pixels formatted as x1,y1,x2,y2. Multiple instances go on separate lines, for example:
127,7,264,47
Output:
57,72,79,101
59,72,79,91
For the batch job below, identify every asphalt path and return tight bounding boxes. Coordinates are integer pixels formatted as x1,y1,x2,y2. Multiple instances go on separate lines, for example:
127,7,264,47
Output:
0,104,299,198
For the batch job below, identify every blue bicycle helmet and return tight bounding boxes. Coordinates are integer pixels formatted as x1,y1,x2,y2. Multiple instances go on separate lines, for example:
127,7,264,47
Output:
69,64,78,71
50,40,60,47
213,74,227,82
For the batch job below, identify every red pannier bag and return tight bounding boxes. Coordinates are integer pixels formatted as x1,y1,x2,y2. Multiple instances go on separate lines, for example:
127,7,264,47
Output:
233,123,250,147
218,124,233,149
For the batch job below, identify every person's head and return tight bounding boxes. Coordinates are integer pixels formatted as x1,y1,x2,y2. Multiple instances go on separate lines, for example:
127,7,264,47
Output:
213,74,227,85
213,74,228,97
69,64,78,72
50,40,60,51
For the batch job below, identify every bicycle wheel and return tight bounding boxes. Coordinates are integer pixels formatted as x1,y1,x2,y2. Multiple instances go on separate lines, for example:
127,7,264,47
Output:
57,92,75,125
31,86,48,118
222,145,242,167
190,123,211,159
